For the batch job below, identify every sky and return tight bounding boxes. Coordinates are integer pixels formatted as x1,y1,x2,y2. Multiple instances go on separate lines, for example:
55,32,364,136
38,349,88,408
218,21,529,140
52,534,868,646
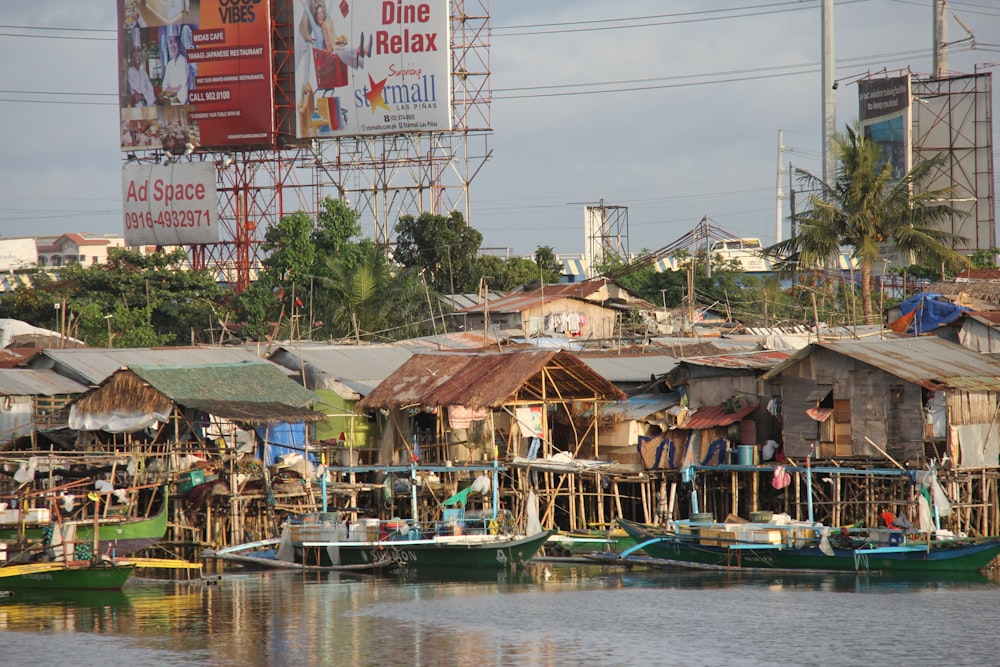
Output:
1,1,999,259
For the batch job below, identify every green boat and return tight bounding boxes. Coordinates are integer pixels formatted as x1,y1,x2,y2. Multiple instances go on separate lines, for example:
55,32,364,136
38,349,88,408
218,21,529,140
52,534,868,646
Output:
270,513,553,571
0,493,168,559
0,561,136,591
547,527,636,556
617,518,1000,574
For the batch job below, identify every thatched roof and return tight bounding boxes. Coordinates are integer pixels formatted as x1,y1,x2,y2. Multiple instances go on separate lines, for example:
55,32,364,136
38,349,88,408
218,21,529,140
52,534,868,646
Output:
72,361,323,426
356,349,626,411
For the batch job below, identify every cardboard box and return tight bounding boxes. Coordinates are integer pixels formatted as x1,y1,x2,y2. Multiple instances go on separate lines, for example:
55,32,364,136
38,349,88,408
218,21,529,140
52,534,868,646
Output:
747,529,783,544
700,528,737,546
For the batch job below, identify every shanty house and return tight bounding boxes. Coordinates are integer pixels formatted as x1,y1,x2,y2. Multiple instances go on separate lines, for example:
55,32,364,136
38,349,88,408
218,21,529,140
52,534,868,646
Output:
450,280,653,342
0,369,88,443
762,337,1000,468
67,361,324,463
957,311,1000,353
635,350,790,470
355,349,626,465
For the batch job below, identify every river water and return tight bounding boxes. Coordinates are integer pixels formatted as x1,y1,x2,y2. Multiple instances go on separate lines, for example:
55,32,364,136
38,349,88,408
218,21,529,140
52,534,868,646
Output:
1,562,998,667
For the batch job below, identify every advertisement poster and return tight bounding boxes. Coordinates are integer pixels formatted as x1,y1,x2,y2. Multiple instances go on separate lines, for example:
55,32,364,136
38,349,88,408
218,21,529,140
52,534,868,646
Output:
117,0,274,152
292,0,452,138
858,75,911,183
122,162,220,246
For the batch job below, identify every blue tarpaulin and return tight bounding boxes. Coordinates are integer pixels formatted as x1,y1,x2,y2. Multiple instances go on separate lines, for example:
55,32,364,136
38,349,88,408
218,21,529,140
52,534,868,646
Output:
254,422,313,466
893,293,970,334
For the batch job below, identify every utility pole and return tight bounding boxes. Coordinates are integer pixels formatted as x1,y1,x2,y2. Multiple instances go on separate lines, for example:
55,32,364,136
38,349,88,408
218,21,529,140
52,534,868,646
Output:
775,130,790,243
789,163,797,287
933,0,949,78
821,0,836,187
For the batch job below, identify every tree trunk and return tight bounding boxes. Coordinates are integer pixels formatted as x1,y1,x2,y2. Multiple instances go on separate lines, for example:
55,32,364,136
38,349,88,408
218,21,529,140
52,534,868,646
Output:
861,263,874,324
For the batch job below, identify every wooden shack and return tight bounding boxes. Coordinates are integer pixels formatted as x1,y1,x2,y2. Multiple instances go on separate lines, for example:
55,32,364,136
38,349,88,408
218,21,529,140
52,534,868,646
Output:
763,337,1000,467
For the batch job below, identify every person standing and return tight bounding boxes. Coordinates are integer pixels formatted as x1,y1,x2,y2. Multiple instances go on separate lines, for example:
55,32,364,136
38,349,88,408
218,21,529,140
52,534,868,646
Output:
127,45,155,107
161,32,189,105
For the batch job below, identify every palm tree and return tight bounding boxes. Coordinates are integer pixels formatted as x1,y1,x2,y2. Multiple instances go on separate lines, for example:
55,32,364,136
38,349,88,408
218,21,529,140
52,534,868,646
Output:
315,240,428,341
767,124,969,323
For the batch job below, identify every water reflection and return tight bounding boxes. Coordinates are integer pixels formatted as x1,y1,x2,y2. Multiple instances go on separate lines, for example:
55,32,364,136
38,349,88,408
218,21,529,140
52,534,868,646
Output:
0,563,997,667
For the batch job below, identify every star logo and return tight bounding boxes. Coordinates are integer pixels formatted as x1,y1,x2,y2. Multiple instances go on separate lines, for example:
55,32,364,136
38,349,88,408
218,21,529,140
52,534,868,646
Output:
365,74,390,114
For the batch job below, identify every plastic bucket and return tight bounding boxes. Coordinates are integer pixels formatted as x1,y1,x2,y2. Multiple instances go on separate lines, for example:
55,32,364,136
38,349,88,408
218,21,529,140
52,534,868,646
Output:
737,445,757,466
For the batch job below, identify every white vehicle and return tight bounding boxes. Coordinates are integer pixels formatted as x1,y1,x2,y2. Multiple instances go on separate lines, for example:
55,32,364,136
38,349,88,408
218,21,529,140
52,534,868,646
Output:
708,238,772,273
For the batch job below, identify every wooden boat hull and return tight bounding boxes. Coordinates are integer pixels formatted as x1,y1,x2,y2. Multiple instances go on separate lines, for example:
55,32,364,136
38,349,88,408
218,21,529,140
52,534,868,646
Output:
0,562,135,591
618,519,1000,574
294,530,554,570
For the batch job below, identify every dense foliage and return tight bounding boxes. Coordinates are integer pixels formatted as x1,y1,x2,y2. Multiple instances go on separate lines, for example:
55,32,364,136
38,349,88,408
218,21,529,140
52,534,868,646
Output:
0,203,567,346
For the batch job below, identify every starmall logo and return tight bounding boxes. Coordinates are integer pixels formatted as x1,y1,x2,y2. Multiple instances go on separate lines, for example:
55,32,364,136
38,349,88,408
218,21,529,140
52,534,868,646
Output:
364,74,391,113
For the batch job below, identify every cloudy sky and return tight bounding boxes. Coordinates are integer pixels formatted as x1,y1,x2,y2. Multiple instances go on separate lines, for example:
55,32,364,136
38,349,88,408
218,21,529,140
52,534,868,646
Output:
1,1,998,257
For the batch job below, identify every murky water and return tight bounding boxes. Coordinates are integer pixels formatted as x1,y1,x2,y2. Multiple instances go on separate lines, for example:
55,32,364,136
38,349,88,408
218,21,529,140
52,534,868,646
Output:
1,563,997,666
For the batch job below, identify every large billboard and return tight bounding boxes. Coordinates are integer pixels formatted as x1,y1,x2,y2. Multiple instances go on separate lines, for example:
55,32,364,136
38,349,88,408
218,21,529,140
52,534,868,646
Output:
122,162,220,245
858,75,911,183
118,0,275,152
292,0,452,139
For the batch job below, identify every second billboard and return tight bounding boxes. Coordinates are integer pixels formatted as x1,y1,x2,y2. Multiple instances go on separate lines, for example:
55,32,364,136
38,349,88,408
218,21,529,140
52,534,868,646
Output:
293,0,452,138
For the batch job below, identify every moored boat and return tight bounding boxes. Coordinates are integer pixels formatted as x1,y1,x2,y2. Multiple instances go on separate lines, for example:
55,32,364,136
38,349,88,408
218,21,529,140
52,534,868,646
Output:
214,510,553,572
0,489,169,560
547,527,635,557
616,518,1000,574
0,560,136,591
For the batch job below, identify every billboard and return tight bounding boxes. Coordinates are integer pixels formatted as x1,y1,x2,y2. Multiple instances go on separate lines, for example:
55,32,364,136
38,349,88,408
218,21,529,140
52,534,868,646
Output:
858,75,911,183
292,0,452,138
0,238,39,272
117,0,275,152
122,162,220,245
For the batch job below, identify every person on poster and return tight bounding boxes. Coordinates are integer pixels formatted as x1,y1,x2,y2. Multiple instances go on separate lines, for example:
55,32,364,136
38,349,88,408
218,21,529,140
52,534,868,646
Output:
127,45,156,107
299,0,369,69
161,29,190,105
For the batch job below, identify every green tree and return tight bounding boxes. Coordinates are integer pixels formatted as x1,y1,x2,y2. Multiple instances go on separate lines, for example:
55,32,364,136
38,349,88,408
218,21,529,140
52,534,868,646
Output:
394,211,483,293
0,249,226,347
533,246,563,283
67,249,219,346
969,249,999,269
767,124,969,323
313,197,363,262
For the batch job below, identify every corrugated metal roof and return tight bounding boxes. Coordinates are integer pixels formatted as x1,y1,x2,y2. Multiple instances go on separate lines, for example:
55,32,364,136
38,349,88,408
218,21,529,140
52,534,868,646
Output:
30,347,266,385
678,349,791,370
967,311,1000,326
441,292,505,310
0,369,88,396
579,355,679,382
456,287,600,315
684,403,757,429
763,337,1000,390
401,332,501,351
270,344,414,393
357,349,625,411
937,376,1000,391
600,393,680,420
